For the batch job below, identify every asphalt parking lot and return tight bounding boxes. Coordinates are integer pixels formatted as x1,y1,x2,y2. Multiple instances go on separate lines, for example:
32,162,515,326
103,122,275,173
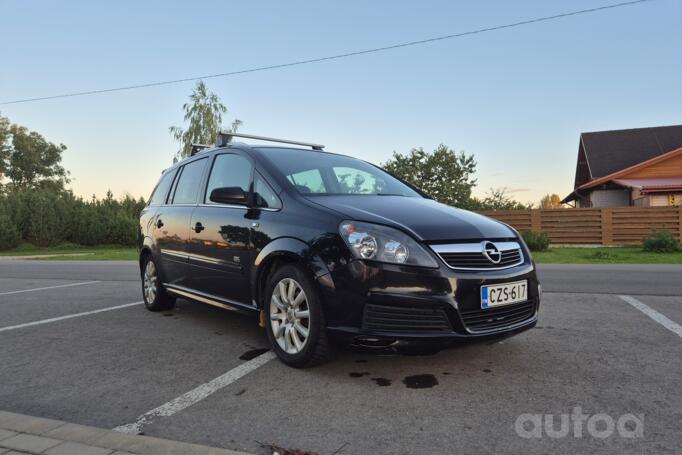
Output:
0,260,680,454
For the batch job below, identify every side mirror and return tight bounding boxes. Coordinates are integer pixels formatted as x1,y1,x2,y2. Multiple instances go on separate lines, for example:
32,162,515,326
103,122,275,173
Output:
209,187,248,205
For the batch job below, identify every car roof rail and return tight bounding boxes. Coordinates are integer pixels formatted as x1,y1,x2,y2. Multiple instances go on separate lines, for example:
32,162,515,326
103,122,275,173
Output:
215,132,325,151
190,144,212,156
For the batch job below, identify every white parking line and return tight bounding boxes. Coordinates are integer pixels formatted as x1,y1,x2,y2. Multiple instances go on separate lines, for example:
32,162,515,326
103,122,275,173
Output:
619,295,682,338
0,280,101,296
113,350,277,434
0,301,144,333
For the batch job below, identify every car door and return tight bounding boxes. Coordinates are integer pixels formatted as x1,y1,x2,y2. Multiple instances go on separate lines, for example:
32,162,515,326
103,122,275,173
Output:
154,157,208,288
188,152,254,305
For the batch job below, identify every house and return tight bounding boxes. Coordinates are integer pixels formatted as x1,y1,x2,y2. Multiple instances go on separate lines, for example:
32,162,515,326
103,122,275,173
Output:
562,125,682,207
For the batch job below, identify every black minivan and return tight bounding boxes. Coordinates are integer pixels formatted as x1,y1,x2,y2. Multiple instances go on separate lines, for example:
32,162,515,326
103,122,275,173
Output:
139,133,540,367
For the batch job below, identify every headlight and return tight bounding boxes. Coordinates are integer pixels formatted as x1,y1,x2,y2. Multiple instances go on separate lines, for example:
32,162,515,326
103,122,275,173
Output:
339,221,438,267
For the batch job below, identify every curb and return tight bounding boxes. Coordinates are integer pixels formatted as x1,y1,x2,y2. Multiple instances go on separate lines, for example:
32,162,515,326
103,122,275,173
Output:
0,411,252,455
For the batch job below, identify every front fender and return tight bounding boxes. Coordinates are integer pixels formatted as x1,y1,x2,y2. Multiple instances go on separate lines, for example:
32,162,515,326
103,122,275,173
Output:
251,237,331,307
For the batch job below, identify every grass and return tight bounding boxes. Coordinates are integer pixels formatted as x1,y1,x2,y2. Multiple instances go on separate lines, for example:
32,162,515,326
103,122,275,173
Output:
0,243,138,261
533,246,682,264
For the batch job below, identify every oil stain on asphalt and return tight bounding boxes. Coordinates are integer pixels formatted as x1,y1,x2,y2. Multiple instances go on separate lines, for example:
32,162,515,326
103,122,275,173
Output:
402,374,439,389
239,348,270,360
349,372,370,378
371,377,391,386
349,371,439,388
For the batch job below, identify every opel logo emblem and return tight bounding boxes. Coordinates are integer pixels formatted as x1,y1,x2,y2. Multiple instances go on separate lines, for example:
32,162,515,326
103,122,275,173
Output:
482,241,502,264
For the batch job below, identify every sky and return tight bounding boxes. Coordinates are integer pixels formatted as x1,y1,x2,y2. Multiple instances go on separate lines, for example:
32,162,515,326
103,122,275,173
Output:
1,0,681,204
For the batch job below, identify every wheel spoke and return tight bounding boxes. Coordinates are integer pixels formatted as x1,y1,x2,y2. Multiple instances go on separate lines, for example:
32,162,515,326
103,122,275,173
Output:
284,326,292,351
287,280,296,303
278,282,288,304
275,323,286,339
292,291,305,308
294,321,309,338
291,328,303,350
294,309,309,319
272,294,285,310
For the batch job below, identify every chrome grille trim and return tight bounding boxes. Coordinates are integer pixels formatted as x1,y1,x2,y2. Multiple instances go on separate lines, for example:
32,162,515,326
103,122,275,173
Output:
430,241,524,271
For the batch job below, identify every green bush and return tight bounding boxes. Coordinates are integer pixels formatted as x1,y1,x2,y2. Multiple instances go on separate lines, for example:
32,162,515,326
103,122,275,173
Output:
106,213,138,246
522,230,550,252
24,191,68,246
642,228,681,253
0,188,144,250
0,214,21,250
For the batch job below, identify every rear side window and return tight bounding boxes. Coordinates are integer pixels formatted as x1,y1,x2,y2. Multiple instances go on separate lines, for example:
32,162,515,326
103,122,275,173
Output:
172,158,207,204
204,154,253,204
148,169,177,206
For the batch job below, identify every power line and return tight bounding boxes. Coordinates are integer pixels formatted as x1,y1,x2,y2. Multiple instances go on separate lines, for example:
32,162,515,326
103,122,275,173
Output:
0,0,655,106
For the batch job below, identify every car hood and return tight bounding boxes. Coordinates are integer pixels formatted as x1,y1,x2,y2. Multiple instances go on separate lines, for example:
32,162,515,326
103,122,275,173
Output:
306,195,516,242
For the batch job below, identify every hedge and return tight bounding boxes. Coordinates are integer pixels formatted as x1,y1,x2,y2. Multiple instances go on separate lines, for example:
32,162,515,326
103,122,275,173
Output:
0,189,146,250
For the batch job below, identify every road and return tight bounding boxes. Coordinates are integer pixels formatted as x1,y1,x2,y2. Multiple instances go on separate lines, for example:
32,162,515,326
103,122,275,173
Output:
0,260,680,454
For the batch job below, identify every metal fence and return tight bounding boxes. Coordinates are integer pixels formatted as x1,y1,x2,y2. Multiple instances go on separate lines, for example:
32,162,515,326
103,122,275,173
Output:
480,206,682,245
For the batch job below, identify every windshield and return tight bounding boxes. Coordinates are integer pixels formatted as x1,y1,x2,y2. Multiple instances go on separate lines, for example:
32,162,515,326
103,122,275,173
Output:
261,148,421,197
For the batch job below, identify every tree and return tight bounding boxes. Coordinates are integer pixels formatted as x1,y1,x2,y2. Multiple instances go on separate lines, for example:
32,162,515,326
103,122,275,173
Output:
169,81,242,162
472,187,532,211
0,115,10,184
539,193,562,209
382,144,477,207
0,114,69,191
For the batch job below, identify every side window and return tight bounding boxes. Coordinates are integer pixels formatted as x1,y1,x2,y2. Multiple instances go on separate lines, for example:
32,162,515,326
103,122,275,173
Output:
254,173,282,209
287,169,326,193
148,169,177,206
205,154,253,204
171,158,207,205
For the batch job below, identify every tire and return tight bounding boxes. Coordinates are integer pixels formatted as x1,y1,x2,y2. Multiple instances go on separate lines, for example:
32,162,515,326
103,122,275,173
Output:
264,263,332,367
141,254,176,311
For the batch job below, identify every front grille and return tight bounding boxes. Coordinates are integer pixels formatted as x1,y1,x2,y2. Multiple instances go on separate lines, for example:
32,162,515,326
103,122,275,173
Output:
431,241,524,270
362,304,452,333
439,249,522,269
460,301,536,332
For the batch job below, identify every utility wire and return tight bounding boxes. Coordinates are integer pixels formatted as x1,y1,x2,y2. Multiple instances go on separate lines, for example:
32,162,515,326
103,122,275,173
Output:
0,0,655,105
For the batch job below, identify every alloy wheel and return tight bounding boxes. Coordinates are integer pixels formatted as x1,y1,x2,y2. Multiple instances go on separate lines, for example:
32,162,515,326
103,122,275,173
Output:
143,260,158,304
270,278,310,354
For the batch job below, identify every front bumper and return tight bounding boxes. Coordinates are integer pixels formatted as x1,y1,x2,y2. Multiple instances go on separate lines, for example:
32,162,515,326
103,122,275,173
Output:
318,257,540,342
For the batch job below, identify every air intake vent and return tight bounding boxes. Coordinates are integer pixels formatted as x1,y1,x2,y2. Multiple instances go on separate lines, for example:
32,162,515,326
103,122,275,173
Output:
460,301,536,332
362,304,452,333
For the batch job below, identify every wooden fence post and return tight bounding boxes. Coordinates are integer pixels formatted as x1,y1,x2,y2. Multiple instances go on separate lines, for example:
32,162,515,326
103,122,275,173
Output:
678,206,682,242
601,208,613,245
530,210,541,232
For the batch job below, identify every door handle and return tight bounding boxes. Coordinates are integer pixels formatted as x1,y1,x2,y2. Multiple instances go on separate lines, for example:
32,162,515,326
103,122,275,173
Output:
156,219,164,228
194,222,205,233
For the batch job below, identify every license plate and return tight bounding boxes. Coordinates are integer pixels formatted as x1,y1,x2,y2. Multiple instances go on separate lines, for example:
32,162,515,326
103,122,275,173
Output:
480,280,528,309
